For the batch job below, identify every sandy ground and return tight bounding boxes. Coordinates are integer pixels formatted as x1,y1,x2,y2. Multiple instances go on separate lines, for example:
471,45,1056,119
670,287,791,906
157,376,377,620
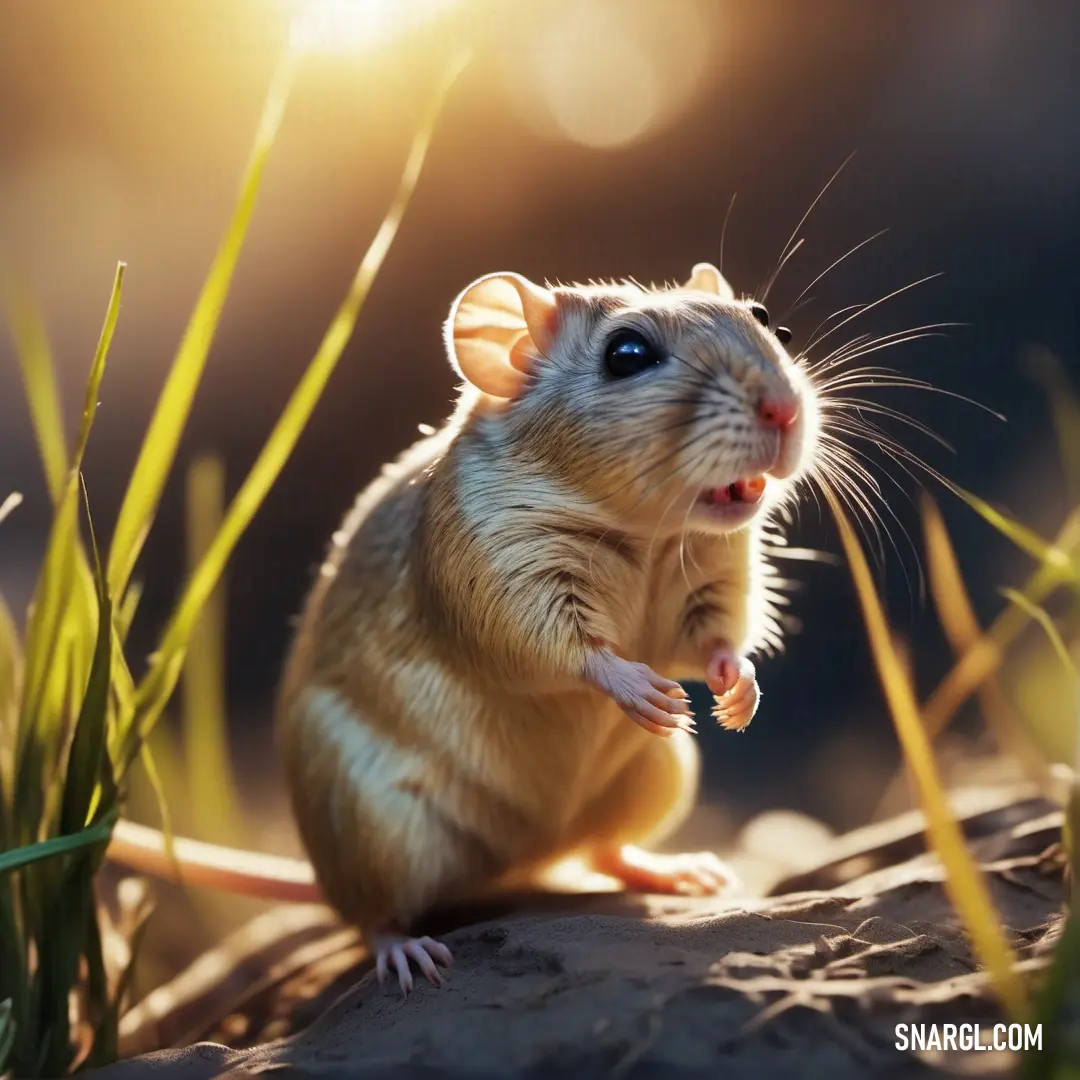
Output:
84,793,1064,1080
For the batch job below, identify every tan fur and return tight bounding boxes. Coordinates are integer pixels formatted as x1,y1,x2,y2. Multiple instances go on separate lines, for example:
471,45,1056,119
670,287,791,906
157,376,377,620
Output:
275,264,817,937
105,262,818,955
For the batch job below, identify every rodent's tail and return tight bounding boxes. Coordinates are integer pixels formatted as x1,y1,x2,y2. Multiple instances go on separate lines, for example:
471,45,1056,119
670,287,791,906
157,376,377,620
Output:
106,818,323,904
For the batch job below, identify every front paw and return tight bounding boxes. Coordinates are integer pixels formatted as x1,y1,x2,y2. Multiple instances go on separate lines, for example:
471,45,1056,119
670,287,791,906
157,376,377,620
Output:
584,649,695,738
706,644,759,731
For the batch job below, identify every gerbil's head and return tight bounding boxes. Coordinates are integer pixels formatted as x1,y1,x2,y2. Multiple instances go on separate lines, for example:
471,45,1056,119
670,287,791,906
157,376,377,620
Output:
444,262,818,535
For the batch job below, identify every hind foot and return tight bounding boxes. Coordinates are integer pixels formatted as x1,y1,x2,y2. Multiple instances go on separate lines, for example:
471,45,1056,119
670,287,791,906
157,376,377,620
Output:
706,643,759,732
369,924,453,994
592,843,738,897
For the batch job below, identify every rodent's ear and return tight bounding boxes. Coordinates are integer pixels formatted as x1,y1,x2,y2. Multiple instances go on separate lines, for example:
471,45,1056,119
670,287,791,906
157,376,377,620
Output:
445,272,558,398
684,262,735,301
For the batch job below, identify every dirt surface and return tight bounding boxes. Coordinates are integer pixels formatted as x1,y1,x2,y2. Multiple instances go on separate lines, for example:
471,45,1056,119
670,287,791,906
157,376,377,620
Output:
84,795,1065,1080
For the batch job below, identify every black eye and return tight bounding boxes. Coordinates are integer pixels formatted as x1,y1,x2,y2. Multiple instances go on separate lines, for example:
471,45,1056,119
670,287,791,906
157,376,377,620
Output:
603,329,663,378
748,302,770,327
775,326,792,345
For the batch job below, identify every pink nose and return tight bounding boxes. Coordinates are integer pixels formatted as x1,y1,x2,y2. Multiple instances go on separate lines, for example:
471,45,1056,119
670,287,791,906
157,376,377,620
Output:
757,395,799,430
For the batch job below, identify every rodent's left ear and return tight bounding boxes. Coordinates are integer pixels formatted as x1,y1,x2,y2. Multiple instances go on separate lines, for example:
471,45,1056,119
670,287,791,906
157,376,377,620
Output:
684,262,735,301
444,272,558,398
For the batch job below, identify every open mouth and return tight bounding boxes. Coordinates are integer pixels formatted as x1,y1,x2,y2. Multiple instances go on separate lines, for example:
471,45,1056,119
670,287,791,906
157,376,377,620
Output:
698,476,767,507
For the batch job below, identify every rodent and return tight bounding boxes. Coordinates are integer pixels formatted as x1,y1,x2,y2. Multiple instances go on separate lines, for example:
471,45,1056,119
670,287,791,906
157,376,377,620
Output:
106,260,818,993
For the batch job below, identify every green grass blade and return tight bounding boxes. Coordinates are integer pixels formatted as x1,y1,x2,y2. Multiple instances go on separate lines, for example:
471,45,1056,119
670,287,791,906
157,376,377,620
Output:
0,589,22,781
13,264,124,843
1027,347,1080,502
923,507,1080,740
944,478,1077,586
825,484,1029,1021
0,269,100,707
59,480,116,836
14,528,77,767
115,582,142,645
0,885,26,1071
1000,588,1079,680
78,885,116,1071
0,273,68,502
126,55,467,758
182,456,243,841
1021,907,1080,1080
105,51,299,605
15,262,123,728
0,998,13,1076
33,856,96,1076
105,638,135,773
921,493,1045,777
0,503,22,808
0,810,116,877
136,741,174,865
86,895,153,1070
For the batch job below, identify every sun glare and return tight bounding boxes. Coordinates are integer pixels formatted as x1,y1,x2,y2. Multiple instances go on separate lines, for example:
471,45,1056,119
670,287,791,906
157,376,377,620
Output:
288,0,464,55
500,0,711,151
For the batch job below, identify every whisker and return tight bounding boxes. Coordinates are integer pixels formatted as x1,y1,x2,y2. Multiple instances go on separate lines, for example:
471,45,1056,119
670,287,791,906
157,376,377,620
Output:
814,450,889,567
780,295,820,325
676,481,709,588
816,439,923,600
759,150,858,303
802,305,866,352
817,440,886,510
815,429,925,585
821,417,925,472
812,332,955,378
759,238,806,305
718,191,738,278
819,429,923,514
816,472,919,600
823,414,957,491
587,422,729,509
642,478,691,571
810,323,963,373
819,397,955,452
778,228,890,324
804,273,945,355
668,350,726,386
817,372,1005,419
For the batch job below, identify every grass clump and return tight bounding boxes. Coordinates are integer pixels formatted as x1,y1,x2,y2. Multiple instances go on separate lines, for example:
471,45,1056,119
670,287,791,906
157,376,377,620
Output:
0,42,463,1077
827,352,1079,1065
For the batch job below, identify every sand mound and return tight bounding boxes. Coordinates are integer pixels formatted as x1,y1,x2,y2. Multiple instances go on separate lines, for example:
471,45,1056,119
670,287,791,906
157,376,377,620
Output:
85,795,1064,1080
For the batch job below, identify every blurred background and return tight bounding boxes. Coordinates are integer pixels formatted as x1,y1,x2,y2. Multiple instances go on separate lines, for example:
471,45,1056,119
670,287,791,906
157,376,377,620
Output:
0,0,1077,898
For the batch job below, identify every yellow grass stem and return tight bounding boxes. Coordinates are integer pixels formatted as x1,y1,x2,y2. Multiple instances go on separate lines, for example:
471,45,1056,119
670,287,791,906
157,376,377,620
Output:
125,53,470,759
0,275,68,502
922,508,1080,742
182,455,245,843
825,485,1029,1021
106,49,300,605
12,264,125,844
1000,589,1078,682
1027,347,1080,501
921,494,1047,778
943,482,1078,585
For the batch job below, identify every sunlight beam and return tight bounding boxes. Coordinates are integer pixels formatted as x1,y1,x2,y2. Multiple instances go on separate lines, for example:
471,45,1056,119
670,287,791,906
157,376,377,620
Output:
289,0,465,55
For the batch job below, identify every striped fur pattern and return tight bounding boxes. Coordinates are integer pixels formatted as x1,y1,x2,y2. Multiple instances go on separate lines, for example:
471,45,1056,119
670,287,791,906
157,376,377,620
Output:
276,264,818,939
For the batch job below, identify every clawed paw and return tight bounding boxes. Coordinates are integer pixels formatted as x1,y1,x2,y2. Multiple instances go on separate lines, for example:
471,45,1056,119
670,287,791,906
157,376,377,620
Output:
372,931,453,995
706,647,760,732
585,649,695,738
